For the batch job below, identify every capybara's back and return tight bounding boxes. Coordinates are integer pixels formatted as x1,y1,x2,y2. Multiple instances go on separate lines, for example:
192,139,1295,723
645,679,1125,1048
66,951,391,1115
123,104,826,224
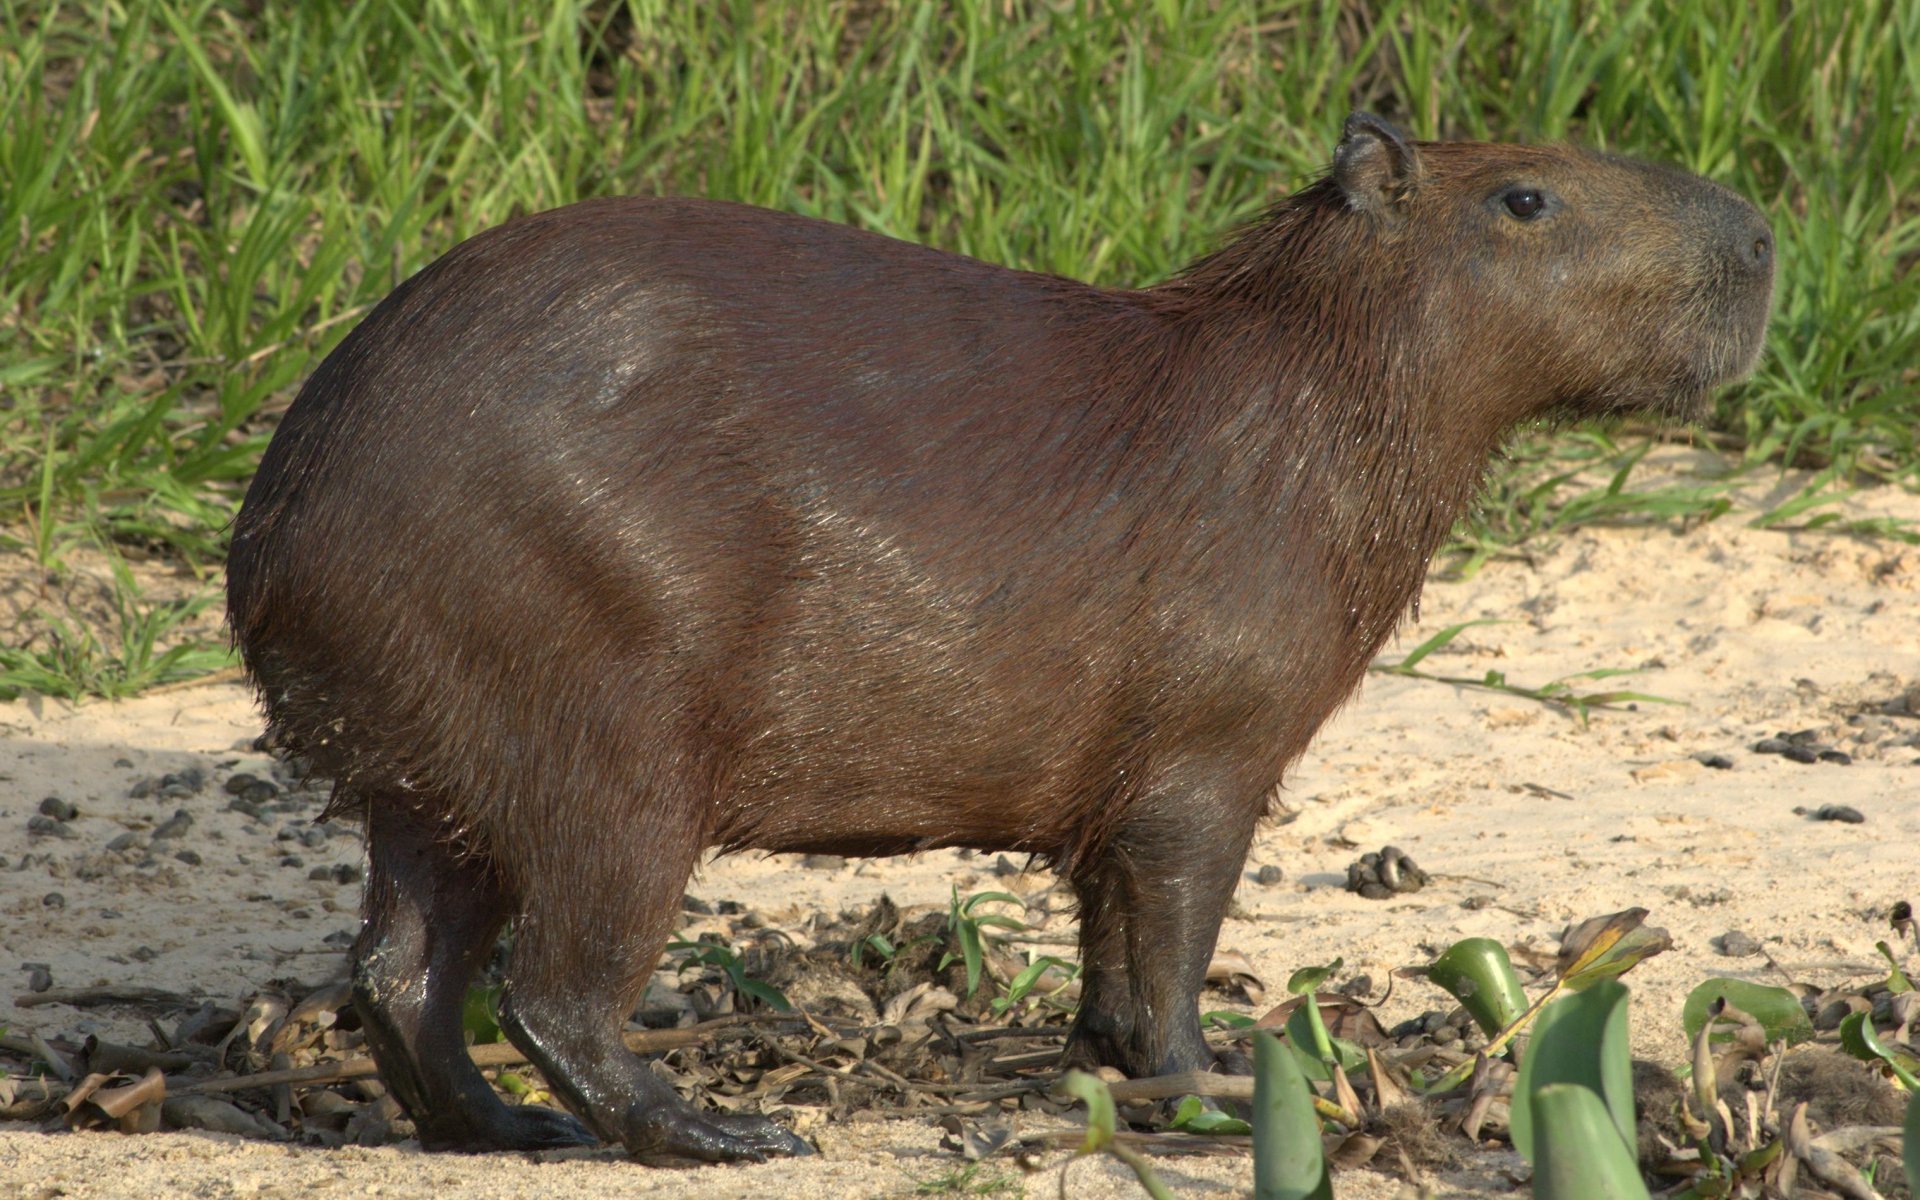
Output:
227,114,1772,1164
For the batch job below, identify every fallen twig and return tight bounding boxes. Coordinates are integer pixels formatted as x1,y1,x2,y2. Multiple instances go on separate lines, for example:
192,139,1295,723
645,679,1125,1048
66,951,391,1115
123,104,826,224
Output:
13,986,201,1010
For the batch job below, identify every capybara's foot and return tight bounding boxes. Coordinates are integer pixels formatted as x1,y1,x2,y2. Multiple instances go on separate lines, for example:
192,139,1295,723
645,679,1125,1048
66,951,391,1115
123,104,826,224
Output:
625,1105,813,1166
417,1102,597,1153
709,1111,815,1158
494,1104,599,1150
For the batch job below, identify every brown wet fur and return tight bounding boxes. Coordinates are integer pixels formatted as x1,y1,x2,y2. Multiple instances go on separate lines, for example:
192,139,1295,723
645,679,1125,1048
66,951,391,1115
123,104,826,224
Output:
226,113,1773,1164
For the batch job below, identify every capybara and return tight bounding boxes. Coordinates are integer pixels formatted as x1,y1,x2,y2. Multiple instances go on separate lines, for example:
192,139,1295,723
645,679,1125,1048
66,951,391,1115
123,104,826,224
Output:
227,112,1773,1163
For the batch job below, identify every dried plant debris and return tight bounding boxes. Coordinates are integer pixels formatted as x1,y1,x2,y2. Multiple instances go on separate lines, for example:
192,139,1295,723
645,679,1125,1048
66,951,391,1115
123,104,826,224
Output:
4,891,1915,1199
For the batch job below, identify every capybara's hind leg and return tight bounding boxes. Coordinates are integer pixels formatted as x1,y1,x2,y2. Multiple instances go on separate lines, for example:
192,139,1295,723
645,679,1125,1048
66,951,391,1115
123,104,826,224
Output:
354,800,595,1151
496,818,811,1165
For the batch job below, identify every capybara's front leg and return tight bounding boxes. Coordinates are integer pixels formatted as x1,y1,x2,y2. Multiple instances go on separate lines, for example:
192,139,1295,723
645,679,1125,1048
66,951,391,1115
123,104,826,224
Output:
1064,760,1262,1080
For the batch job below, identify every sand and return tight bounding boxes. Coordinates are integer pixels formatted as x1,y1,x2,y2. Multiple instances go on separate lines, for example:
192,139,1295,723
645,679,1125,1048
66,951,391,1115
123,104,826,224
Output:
3,454,1916,1198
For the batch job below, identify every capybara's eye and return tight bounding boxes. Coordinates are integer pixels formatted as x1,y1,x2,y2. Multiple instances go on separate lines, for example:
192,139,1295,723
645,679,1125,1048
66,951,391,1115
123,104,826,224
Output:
1502,188,1546,219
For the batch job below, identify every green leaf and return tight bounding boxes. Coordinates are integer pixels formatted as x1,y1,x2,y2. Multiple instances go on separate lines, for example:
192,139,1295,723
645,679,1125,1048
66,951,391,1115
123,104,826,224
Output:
1060,1070,1178,1200
957,922,984,996
1511,981,1635,1166
461,985,504,1045
1168,1095,1252,1136
1530,1083,1653,1199
1285,958,1343,996
1876,941,1914,994
947,887,1026,997
1059,1070,1116,1154
1427,938,1529,1039
1680,979,1813,1048
496,1071,532,1096
959,890,1025,913
1838,1011,1920,1093
1380,620,1502,672
154,1,271,190
990,953,1074,1014
1251,1031,1332,1200
1279,1006,1367,1080
737,977,792,1011
1556,909,1672,990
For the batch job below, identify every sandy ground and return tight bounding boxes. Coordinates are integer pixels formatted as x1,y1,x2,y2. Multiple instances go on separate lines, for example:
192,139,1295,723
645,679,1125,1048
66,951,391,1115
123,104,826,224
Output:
3,455,1916,1198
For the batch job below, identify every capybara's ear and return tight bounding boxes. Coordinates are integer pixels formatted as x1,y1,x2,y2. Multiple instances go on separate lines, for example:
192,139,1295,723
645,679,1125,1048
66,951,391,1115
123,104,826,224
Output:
1333,112,1421,217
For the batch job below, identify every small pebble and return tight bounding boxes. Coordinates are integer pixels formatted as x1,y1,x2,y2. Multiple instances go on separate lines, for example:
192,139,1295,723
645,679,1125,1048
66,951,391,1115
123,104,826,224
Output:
228,798,267,822
107,832,139,853
681,894,714,915
300,828,328,849
127,778,156,800
1714,930,1763,957
1782,728,1821,746
174,849,203,866
131,946,158,962
113,757,134,769
1752,738,1790,755
1781,745,1820,764
280,855,306,868
27,815,76,839
241,780,281,804
161,767,208,794
1809,804,1865,824
1254,864,1284,886
26,965,53,992
152,809,195,839
224,773,260,795
1817,749,1852,765
331,863,363,885
1696,754,1734,770
323,930,355,948
43,892,66,909
39,796,77,821
309,867,334,882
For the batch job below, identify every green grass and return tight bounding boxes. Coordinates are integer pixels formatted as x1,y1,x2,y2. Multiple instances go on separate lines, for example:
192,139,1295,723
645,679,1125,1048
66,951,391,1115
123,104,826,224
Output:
2,0,1917,697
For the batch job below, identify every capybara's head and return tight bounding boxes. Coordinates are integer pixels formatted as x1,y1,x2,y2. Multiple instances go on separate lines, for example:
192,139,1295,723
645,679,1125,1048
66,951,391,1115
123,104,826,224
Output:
1317,113,1774,422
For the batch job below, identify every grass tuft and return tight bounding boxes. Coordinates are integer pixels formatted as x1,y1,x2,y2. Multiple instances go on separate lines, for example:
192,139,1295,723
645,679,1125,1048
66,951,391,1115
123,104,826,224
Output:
3,1,1916,698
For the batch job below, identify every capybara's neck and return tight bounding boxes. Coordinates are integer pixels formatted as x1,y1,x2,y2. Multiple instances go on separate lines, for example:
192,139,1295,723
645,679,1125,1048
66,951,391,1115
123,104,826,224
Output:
1117,186,1510,655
